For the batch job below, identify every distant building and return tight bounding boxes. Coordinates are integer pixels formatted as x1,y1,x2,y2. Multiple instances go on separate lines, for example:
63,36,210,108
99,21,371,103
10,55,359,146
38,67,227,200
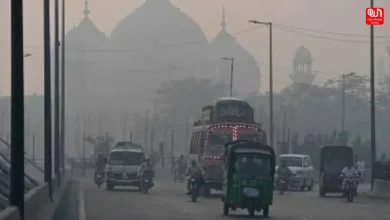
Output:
64,1,261,116
209,6,261,97
386,45,390,77
376,56,386,84
289,45,315,85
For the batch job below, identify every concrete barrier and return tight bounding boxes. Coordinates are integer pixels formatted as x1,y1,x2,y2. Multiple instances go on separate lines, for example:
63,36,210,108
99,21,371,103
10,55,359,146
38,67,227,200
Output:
0,170,72,220
372,179,390,199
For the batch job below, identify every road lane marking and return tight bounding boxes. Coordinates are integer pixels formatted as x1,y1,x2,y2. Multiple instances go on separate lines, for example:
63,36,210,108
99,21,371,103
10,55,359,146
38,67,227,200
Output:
78,180,86,220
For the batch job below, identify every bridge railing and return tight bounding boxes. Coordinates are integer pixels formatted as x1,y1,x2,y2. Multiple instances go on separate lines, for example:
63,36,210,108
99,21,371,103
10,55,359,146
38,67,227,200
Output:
0,168,72,220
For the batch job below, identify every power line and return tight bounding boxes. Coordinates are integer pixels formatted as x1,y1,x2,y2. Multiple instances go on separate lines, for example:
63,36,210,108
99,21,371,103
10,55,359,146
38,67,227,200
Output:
275,25,389,44
274,23,390,39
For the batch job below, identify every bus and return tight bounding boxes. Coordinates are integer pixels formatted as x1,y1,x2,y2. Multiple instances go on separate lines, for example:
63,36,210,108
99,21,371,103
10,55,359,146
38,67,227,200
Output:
189,97,267,196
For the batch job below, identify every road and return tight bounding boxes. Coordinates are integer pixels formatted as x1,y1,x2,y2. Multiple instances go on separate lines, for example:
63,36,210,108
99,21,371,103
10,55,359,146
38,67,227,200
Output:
78,172,389,220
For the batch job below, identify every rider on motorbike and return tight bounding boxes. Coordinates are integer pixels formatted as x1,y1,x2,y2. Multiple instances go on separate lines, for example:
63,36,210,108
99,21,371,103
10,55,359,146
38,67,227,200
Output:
276,161,292,186
341,162,359,192
185,160,203,194
174,155,186,176
94,153,106,180
138,158,154,189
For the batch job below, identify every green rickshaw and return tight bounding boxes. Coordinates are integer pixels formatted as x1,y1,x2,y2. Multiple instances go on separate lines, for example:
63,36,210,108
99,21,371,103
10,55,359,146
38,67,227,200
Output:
222,140,275,217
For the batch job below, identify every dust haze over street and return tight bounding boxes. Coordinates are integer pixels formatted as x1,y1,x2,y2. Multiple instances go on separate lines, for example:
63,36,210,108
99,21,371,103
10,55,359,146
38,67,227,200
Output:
1,0,390,220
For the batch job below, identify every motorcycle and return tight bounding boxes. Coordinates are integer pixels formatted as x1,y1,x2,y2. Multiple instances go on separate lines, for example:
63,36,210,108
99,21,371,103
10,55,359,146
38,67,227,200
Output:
95,171,104,188
173,164,185,182
342,176,358,202
277,177,289,195
188,176,199,202
140,170,154,194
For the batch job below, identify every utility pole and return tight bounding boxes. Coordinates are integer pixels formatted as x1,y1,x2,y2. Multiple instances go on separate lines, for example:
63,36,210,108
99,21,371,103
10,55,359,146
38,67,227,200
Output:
123,114,128,140
341,72,356,132
54,0,61,185
130,131,133,142
43,0,52,198
60,0,66,170
171,130,174,174
185,117,189,154
32,132,35,164
222,57,234,96
144,111,149,153
0,113,3,148
150,129,154,154
10,0,25,217
282,110,287,150
82,131,86,177
369,0,376,191
249,20,273,148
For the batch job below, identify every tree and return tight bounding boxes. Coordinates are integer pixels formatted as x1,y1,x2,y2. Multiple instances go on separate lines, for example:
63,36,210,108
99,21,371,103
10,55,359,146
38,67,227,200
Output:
153,77,228,119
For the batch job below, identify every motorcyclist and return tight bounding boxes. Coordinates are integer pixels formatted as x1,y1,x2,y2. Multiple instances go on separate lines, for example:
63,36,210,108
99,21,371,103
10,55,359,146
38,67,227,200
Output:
138,158,154,189
341,162,359,192
185,160,203,194
94,153,106,180
276,161,292,186
174,154,186,177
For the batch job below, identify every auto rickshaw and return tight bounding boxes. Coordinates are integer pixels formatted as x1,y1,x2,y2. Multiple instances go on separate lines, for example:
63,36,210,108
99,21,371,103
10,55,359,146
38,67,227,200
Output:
319,145,353,197
221,140,275,218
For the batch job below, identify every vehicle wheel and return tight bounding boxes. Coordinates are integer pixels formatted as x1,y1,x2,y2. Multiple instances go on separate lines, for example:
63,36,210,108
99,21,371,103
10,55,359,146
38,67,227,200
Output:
319,187,326,197
248,203,255,217
263,206,269,218
300,186,305,191
144,187,149,194
106,182,113,191
191,188,197,202
203,186,211,197
223,202,229,216
307,179,314,191
97,183,101,188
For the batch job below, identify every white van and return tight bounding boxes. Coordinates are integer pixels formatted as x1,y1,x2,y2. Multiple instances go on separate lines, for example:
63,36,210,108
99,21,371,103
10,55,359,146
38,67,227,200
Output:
105,142,145,191
276,154,314,191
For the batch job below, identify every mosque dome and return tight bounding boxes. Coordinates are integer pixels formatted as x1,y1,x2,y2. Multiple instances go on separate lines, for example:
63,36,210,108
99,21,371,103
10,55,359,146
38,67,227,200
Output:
108,0,211,109
209,7,261,97
111,0,207,47
293,45,312,63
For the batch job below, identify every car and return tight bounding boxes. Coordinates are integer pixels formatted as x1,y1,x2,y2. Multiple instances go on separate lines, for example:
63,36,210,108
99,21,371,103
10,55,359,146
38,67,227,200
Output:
275,154,314,191
105,142,145,191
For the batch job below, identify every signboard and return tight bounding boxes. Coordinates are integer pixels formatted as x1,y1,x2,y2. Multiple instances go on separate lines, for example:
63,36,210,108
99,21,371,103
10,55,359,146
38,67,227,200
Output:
214,101,254,122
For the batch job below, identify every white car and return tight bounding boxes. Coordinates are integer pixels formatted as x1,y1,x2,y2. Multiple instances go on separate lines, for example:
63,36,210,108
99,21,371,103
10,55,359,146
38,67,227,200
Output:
105,142,145,191
275,154,314,191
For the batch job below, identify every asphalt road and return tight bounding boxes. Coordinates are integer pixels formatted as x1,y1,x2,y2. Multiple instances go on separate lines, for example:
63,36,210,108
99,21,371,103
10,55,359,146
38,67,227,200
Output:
78,172,389,220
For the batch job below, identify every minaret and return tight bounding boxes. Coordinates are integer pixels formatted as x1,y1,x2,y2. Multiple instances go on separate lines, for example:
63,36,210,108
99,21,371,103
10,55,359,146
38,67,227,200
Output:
83,0,90,17
221,5,227,30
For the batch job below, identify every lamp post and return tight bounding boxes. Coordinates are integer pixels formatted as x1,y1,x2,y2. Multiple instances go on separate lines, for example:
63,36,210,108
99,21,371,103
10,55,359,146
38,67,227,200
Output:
249,20,274,148
341,72,356,132
222,57,234,97
369,0,376,191
10,0,25,217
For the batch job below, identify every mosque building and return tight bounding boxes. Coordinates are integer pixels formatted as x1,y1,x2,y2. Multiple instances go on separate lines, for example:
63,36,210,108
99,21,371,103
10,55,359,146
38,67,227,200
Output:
64,0,261,118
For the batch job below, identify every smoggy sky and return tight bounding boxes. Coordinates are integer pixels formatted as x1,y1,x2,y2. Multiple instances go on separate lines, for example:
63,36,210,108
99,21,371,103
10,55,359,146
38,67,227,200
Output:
0,0,389,95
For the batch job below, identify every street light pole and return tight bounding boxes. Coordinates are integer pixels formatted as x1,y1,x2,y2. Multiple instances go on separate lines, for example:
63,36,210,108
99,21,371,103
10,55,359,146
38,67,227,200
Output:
54,0,61,184
60,0,66,171
43,0,53,199
249,20,273,148
222,57,234,96
10,0,25,217
341,72,356,132
369,0,376,191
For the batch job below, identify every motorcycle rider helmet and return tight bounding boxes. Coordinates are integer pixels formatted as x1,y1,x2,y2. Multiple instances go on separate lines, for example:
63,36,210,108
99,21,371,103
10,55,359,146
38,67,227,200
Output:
191,160,197,166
